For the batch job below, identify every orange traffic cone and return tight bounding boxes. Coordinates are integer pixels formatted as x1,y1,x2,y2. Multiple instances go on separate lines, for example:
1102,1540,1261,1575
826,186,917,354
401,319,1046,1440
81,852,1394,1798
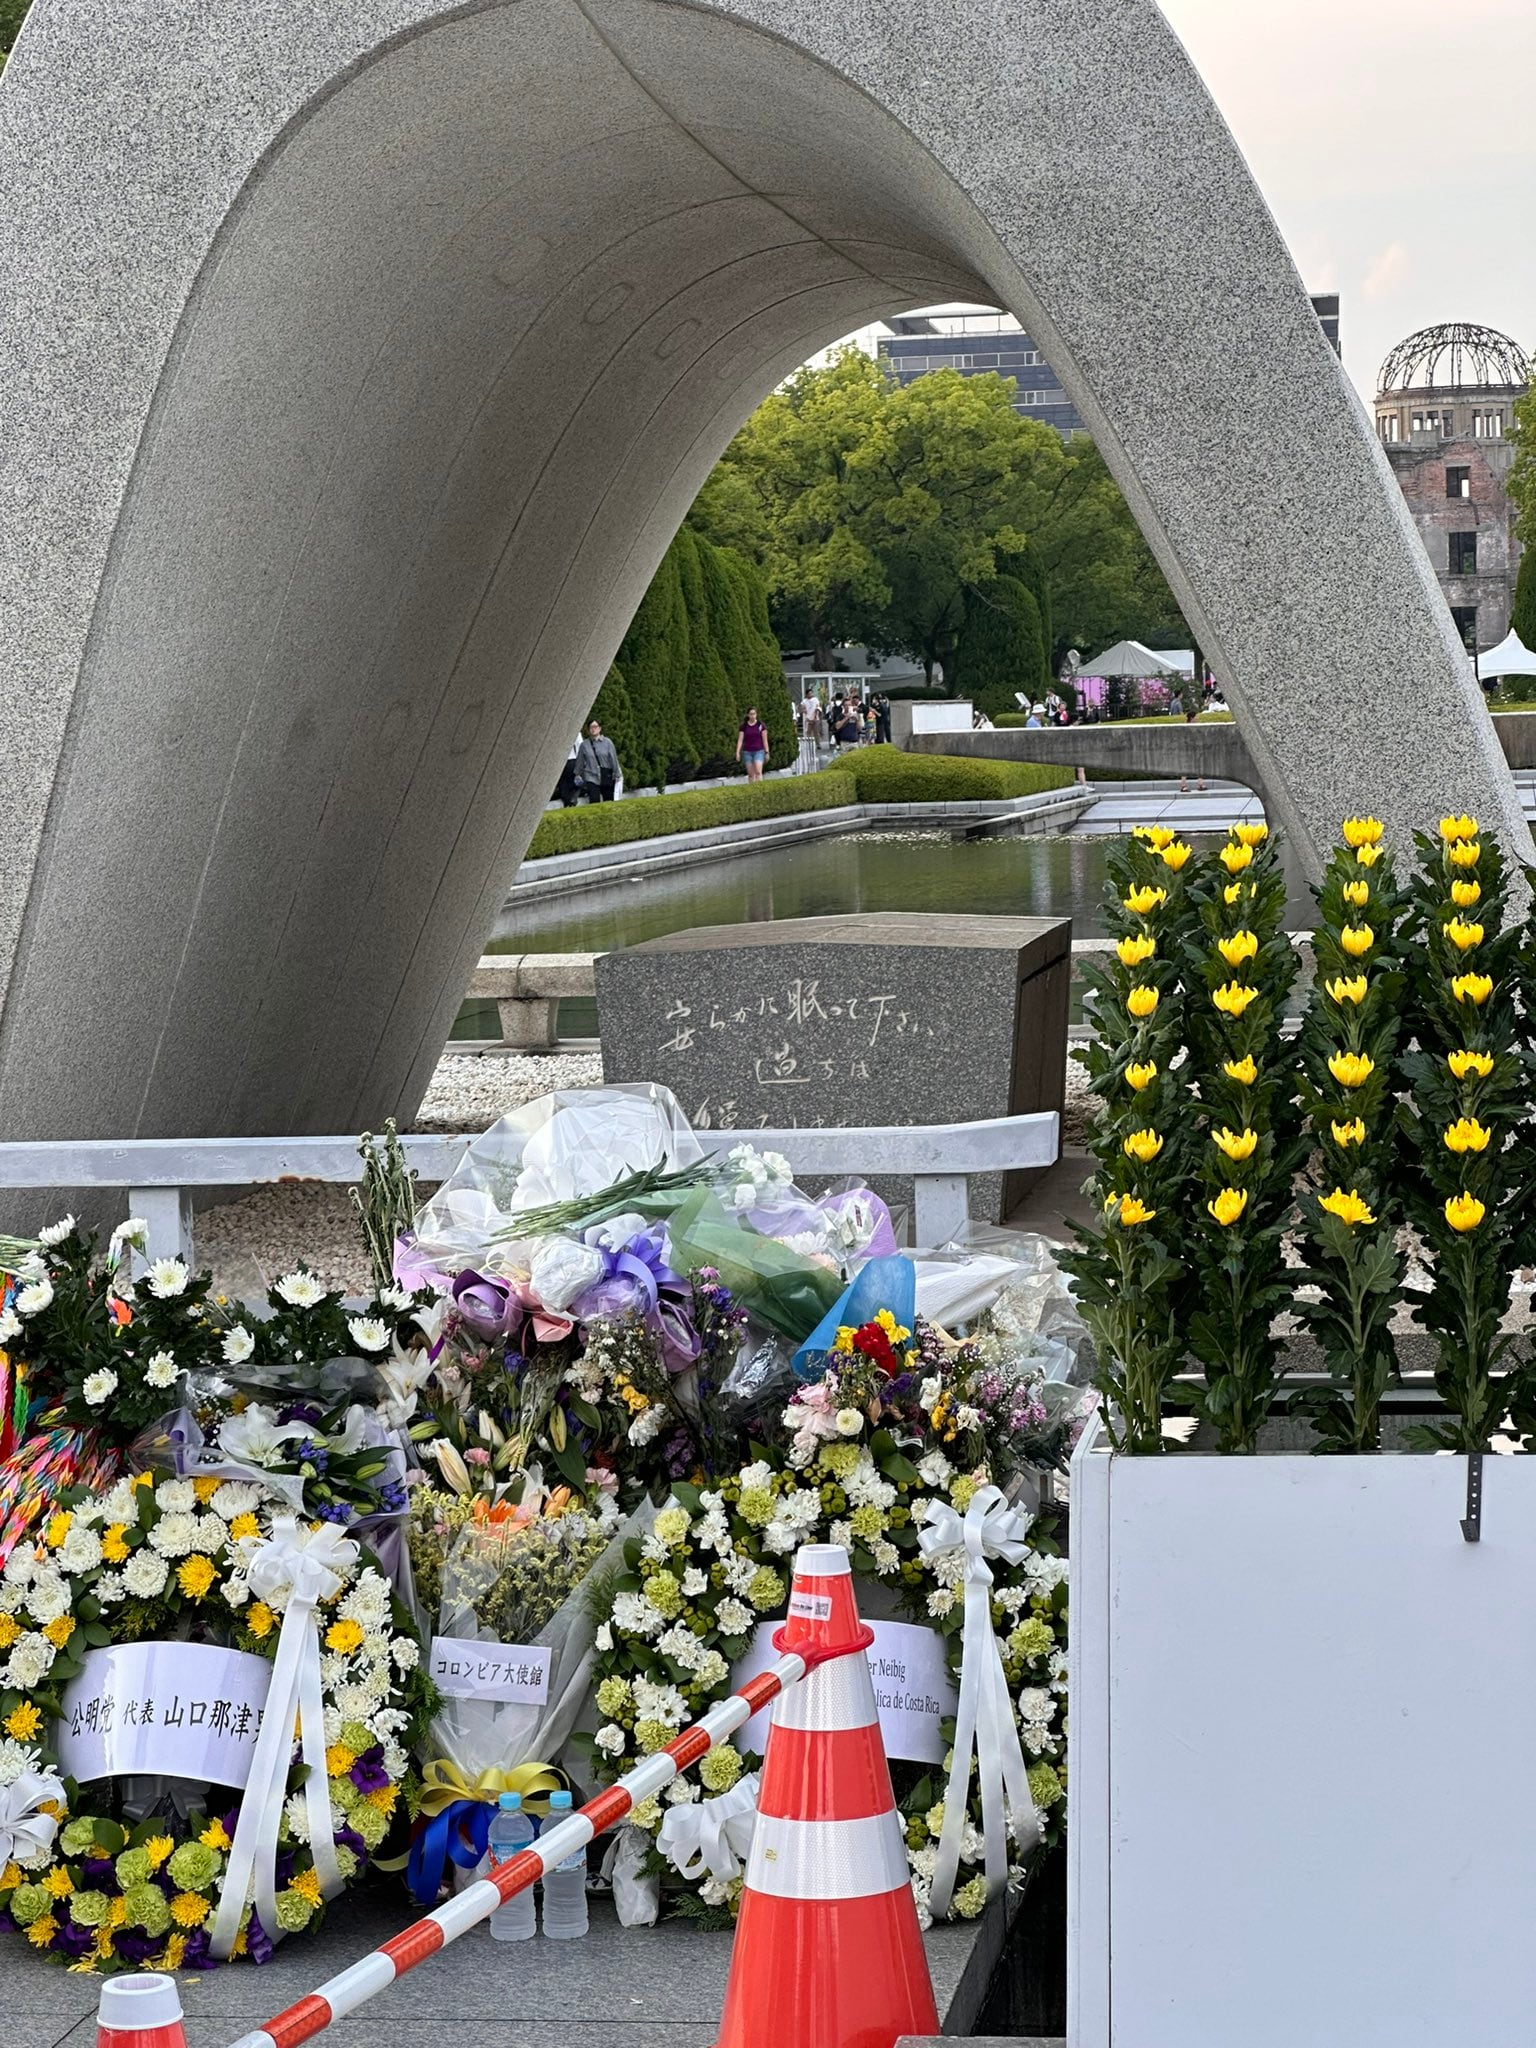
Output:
716,1542,941,2048
97,1974,188,2048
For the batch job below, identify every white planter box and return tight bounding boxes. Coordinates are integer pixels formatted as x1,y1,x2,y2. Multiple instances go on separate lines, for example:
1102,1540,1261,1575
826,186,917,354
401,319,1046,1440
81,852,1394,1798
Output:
1067,1412,1536,2048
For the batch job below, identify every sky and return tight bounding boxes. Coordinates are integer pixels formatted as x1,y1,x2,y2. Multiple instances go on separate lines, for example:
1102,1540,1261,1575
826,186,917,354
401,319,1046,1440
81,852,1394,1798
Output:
834,0,1534,407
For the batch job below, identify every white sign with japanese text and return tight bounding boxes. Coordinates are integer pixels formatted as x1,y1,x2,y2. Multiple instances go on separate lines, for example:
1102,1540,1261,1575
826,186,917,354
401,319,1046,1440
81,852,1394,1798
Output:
731,1616,957,1764
58,1642,273,1789
428,1636,552,1705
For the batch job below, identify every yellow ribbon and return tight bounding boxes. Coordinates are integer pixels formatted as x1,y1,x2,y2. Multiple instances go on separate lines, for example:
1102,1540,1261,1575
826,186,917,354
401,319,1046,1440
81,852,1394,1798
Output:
415,1759,564,1820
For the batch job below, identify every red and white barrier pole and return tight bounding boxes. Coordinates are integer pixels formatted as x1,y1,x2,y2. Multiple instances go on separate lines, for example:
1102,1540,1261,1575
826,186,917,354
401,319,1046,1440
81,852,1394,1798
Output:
225,1645,833,2048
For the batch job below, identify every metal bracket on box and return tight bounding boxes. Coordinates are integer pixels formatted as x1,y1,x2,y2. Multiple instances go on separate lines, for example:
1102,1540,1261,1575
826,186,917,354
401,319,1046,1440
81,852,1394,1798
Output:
1461,1452,1483,1543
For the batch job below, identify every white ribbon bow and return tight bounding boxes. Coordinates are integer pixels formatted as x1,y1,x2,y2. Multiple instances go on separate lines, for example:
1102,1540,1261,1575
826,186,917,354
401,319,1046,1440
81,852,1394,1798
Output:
656,1773,761,1884
0,1768,65,1872
917,1487,1040,1918
209,1518,359,1959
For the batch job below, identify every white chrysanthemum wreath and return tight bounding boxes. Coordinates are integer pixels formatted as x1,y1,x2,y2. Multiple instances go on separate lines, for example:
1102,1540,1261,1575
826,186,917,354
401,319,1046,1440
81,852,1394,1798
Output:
0,1473,430,1974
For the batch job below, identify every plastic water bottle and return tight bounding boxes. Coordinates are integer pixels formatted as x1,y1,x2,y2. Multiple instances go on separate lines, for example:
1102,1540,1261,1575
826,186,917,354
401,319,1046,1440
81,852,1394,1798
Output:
539,1788,588,1939
487,1792,536,1941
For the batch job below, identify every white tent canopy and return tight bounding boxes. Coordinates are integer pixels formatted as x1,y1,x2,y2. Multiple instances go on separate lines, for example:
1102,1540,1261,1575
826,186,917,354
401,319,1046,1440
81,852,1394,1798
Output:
1479,629,1536,679
1081,639,1182,679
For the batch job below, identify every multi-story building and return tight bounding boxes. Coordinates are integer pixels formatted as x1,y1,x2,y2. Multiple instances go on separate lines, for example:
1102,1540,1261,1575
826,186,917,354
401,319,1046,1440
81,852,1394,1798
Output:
1374,323,1529,652
879,297,1342,439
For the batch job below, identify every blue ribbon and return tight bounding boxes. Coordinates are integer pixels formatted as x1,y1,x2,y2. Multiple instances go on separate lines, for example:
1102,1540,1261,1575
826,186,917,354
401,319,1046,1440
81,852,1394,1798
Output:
790,1254,918,1380
405,1798,494,1905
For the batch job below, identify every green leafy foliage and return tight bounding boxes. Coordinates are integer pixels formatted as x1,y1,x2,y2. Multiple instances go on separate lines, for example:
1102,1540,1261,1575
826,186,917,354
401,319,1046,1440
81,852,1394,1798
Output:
1511,545,1536,652
957,572,1048,714
823,744,1071,804
525,771,858,858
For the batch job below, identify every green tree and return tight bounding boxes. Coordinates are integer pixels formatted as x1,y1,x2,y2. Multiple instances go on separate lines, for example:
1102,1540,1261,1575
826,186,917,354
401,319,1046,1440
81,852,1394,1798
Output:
956,574,1047,715
1512,547,1536,653
0,0,30,67
1509,383,1536,547
613,544,696,791
1030,440,1188,664
672,529,739,774
719,548,796,766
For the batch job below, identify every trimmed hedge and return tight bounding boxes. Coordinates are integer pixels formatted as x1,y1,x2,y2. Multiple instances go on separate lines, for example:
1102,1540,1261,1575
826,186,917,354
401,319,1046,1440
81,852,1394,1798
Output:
527,772,858,858
823,745,1073,803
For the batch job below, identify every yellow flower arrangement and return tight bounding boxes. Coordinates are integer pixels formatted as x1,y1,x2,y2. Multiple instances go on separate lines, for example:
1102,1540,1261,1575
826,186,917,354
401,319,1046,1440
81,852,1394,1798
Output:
1126,984,1159,1019
1341,879,1370,907
1212,982,1258,1017
1124,1061,1157,1091
326,1618,366,1654
1122,1129,1164,1164
1445,1191,1485,1233
176,1556,217,1601
1232,822,1269,847
245,1600,276,1639
1451,972,1493,1006
1319,1188,1375,1227
1448,1048,1494,1079
41,1617,73,1648
1223,1054,1258,1084
1216,930,1258,968
1207,1187,1248,1227
1328,1051,1374,1087
1136,826,1176,850
1354,843,1383,867
1450,879,1481,907
1443,918,1484,952
1330,1118,1365,1147
1114,1195,1157,1227
4,1702,41,1741
1158,840,1192,871
1438,813,1479,843
101,1525,130,1565
1340,817,1384,847
1447,840,1481,869
1325,975,1368,1005
1219,842,1253,873
1116,932,1156,967
1211,1126,1258,1162
1443,1118,1492,1154
1339,925,1374,958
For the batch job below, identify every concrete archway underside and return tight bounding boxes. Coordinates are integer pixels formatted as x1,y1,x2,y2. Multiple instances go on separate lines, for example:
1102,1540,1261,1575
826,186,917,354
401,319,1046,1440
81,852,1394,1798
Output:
0,0,1524,1145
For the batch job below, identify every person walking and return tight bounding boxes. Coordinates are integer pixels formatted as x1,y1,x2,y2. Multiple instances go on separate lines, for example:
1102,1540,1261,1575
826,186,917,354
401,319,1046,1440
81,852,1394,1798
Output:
576,718,619,802
737,706,768,783
874,692,891,744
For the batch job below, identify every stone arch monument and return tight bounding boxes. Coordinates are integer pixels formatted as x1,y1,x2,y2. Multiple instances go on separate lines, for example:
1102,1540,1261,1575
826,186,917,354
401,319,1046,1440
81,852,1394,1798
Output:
0,0,1523,1141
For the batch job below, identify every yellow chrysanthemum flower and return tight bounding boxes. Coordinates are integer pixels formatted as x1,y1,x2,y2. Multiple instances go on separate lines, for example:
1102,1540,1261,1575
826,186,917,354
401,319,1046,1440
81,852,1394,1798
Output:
1341,879,1370,907
1138,826,1176,850
1438,813,1479,843
1219,842,1253,873
177,1556,217,1601
0,1860,20,1891
1124,886,1168,915
0,1614,19,1649
325,1744,357,1778
1208,1187,1249,1227
1222,881,1249,906
1217,930,1258,968
26,1915,58,1948
1355,843,1383,867
41,1616,73,1649
144,1836,174,1871
1211,1126,1258,1162
1331,1118,1365,1147
290,1867,325,1907
101,1524,130,1565
1448,1048,1494,1080
170,1892,210,1928
1450,879,1481,908
1447,840,1481,869
365,1784,398,1815
1445,1191,1486,1233
1159,840,1192,871
1443,917,1484,953
1122,1129,1164,1164
1232,822,1269,847
1212,982,1258,1016
1451,972,1493,1006
245,1601,275,1640
160,1934,187,1971
1116,933,1156,967
1223,1055,1258,1085
42,1866,73,1899
192,1477,222,1504
1124,1061,1157,1091
228,1512,261,1541
1341,817,1384,848
200,1818,232,1852
1328,1051,1374,1088
44,1512,71,1550
1325,975,1368,1005
326,1618,366,1655
1320,1188,1375,1227
1339,924,1374,958
1444,1118,1492,1154
1114,1195,1157,1227
1126,984,1159,1019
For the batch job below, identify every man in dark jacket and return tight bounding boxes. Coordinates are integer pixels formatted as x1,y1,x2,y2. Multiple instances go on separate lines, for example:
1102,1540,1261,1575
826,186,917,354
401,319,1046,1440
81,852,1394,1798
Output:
575,719,620,802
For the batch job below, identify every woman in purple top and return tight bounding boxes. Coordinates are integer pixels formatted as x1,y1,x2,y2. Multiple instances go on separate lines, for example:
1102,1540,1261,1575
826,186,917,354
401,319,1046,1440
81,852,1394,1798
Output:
737,707,768,782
